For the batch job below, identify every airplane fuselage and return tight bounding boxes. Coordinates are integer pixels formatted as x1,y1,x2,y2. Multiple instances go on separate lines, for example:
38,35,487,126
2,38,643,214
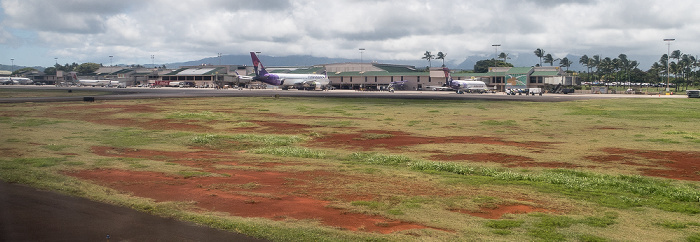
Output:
250,52,329,89
259,73,329,86
0,77,33,85
449,80,487,90
78,80,115,87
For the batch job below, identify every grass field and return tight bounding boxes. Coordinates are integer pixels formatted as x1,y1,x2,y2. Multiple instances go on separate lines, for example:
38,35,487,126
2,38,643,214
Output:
1,93,699,241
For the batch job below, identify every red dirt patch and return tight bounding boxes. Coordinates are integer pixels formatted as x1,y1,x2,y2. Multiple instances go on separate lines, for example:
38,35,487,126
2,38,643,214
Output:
78,146,460,233
67,169,430,234
311,130,556,151
451,204,551,219
587,148,700,181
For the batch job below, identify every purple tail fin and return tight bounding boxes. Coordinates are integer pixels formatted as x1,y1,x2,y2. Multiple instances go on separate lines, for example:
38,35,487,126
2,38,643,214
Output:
443,67,453,86
250,52,269,76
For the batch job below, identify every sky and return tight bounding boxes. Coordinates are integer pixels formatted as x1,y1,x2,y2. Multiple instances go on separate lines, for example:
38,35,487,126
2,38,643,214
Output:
1,0,699,69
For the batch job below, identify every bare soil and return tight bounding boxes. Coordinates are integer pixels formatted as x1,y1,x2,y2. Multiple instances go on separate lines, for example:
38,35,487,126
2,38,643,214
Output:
19,103,700,237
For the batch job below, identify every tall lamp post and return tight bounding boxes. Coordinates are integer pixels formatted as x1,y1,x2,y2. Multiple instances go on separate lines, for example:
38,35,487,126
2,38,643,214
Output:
492,44,501,60
663,38,675,93
109,55,114,77
10,58,14,76
359,48,365,90
359,48,365,71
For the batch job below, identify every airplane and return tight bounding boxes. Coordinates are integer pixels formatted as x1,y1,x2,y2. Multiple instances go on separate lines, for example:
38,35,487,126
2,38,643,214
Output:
0,77,33,85
443,67,489,94
70,72,118,87
387,80,408,92
250,52,330,90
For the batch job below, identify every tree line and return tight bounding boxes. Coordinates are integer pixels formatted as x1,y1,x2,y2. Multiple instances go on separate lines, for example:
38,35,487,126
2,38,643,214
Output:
419,48,699,90
576,51,697,91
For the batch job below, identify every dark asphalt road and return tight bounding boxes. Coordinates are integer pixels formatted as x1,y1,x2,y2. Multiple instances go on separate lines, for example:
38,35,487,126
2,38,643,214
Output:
1,85,673,103
0,181,266,242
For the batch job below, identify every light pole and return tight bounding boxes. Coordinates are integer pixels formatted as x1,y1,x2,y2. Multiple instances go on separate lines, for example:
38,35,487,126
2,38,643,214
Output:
359,48,365,71
54,57,58,66
218,53,222,66
10,58,14,76
109,55,114,76
663,38,674,93
492,44,500,60
359,48,365,89
151,55,155,68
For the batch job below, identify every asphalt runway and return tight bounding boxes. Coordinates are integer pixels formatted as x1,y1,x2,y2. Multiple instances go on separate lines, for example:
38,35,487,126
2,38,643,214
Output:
0,85,685,103
0,181,265,241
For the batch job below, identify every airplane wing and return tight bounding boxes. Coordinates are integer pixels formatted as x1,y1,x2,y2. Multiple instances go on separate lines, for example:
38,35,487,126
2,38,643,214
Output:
237,75,254,81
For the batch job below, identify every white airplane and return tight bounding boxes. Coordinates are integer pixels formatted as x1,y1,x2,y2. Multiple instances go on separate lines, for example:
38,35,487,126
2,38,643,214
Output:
250,52,330,90
0,77,33,85
443,67,489,94
71,73,118,87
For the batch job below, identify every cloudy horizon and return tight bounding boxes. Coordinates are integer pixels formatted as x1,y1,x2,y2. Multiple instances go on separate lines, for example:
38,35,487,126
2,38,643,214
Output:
1,0,698,69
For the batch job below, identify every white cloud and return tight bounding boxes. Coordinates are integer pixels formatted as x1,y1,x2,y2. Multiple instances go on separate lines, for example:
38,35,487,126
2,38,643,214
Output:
0,0,698,68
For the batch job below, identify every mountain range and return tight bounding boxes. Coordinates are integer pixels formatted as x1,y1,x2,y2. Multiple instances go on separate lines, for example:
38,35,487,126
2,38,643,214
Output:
166,53,660,73
2,53,661,73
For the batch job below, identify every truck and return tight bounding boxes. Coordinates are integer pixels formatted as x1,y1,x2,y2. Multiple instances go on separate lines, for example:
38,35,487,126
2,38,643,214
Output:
528,88,543,95
687,90,700,98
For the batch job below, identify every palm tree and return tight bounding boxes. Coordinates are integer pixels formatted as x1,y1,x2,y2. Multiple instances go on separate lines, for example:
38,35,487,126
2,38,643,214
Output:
591,55,601,81
559,57,573,72
679,54,694,90
498,52,510,64
543,54,559,66
649,62,664,86
598,57,614,83
436,52,446,67
579,55,591,82
534,48,545,66
670,50,682,88
422,51,435,68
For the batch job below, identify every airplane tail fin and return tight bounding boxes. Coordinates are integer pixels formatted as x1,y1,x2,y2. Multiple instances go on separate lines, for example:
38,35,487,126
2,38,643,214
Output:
443,67,453,86
70,72,79,81
250,52,269,77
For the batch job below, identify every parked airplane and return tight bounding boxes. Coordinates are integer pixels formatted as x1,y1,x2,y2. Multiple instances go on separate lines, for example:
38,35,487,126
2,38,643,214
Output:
443,67,488,94
388,80,408,91
0,77,33,85
71,73,118,87
250,52,330,90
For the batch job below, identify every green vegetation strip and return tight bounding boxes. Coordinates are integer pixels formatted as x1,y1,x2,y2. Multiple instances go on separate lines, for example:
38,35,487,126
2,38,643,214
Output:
347,152,700,214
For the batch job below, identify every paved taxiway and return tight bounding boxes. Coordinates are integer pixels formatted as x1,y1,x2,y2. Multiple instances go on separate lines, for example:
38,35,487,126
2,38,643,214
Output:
0,86,686,103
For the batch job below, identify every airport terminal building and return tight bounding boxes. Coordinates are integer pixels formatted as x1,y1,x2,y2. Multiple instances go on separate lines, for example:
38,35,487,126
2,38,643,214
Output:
14,62,577,91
